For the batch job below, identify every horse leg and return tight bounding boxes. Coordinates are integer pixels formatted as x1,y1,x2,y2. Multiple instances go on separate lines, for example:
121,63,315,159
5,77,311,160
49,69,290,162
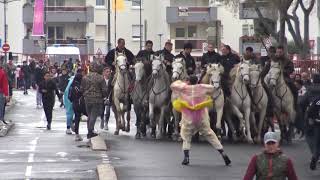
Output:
126,110,131,132
149,103,156,138
250,112,258,143
134,107,141,139
243,108,253,144
257,107,267,144
230,105,245,139
216,107,224,141
157,107,166,139
287,108,296,144
224,113,238,142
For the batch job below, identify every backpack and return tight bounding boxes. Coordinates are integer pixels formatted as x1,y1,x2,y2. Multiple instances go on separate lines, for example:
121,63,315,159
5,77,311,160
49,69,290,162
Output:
305,96,320,125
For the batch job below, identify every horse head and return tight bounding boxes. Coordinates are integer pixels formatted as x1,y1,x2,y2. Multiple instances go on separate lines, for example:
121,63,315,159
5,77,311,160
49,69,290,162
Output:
134,58,145,82
151,56,164,77
268,61,281,88
172,58,186,81
239,61,250,84
208,63,224,89
249,64,262,88
116,52,127,72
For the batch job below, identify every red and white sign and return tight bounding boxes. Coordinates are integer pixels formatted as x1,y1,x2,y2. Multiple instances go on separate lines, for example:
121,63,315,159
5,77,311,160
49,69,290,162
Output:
2,43,10,52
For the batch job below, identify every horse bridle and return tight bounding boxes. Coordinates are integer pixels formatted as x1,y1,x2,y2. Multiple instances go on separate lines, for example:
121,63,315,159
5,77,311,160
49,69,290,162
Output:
172,61,185,80
269,64,288,112
250,69,262,88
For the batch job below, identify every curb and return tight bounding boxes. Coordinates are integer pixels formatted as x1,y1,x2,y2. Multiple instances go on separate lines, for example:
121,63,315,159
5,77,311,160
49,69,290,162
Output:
90,135,108,151
97,164,117,180
0,99,16,137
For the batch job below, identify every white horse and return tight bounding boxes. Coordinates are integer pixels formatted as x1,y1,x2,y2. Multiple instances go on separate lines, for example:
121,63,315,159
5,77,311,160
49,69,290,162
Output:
229,61,253,143
265,61,296,143
200,64,225,140
171,58,188,140
149,56,171,139
249,64,268,143
131,59,151,139
113,52,131,135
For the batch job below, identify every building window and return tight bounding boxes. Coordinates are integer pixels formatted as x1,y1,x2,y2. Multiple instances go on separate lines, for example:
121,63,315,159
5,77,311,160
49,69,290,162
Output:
96,0,105,6
242,24,254,36
47,0,65,6
188,26,197,38
96,25,106,40
47,26,64,40
132,25,143,39
175,27,185,38
132,0,142,7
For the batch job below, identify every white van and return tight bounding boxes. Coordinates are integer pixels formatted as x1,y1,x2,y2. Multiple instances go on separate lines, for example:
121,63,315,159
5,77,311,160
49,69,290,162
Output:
46,45,81,65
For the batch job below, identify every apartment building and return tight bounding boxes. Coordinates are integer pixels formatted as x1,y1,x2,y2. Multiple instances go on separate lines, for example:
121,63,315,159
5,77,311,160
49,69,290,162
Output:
115,0,252,55
0,2,3,48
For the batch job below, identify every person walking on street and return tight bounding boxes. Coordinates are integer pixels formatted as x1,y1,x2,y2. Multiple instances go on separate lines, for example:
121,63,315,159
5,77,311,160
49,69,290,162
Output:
243,132,298,180
100,66,112,131
58,69,70,108
69,70,87,141
63,75,74,135
0,61,9,125
175,43,196,75
35,60,47,108
80,63,107,139
21,61,31,95
171,75,231,166
38,72,61,130
3,60,16,100
299,74,320,170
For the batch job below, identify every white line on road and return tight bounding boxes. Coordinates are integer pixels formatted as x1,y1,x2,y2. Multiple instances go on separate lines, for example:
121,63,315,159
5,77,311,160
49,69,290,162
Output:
28,153,34,163
25,137,39,178
25,166,32,177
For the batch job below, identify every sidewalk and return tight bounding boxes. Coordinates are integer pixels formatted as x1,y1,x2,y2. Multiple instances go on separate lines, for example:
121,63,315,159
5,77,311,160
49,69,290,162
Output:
0,97,17,137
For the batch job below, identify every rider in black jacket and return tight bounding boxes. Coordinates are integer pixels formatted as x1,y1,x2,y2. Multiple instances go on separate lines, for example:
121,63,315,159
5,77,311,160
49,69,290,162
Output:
155,41,175,75
175,43,196,75
136,40,155,61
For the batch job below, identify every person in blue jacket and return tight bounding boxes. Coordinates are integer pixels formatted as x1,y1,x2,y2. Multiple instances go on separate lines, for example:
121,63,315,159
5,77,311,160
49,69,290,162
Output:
63,76,74,135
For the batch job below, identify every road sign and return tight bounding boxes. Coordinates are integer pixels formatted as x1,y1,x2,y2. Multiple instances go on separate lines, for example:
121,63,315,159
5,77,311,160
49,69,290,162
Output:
2,43,10,52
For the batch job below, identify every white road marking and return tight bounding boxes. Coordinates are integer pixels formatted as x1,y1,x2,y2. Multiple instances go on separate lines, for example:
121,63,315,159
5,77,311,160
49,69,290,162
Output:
28,153,34,163
25,166,32,177
25,137,39,178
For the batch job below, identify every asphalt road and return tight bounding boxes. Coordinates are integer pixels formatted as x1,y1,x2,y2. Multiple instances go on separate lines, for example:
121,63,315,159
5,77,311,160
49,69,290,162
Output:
0,90,103,180
103,103,320,180
1,90,320,180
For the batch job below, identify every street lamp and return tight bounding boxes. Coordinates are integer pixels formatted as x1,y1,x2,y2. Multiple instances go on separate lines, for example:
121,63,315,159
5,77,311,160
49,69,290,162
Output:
157,33,163,51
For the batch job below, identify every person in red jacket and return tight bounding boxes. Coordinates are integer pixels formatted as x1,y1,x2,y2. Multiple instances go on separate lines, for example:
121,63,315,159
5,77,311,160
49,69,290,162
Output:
0,62,9,124
243,132,298,180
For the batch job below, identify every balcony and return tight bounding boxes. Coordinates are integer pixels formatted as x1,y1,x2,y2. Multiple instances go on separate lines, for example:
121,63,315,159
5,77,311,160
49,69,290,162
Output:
23,4,94,23
166,7,217,24
174,39,207,51
239,1,277,20
23,38,94,54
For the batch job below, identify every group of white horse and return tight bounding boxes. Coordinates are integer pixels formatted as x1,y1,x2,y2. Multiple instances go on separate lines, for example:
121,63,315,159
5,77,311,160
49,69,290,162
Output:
111,52,296,144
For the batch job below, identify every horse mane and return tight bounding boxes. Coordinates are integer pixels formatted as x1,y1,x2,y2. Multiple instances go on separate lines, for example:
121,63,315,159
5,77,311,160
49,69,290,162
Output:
229,64,240,84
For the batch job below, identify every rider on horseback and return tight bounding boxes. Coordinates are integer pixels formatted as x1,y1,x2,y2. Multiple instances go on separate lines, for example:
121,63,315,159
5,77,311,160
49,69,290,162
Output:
155,41,175,75
175,43,196,75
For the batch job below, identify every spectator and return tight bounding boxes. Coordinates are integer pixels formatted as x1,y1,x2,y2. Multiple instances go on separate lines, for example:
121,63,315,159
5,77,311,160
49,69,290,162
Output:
35,60,47,108
3,60,16,99
100,66,112,131
21,61,31,95
0,61,9,124
58,69,70,107
29,59,36,89
295,74,302,81
301,72,312,86
243,132,298,180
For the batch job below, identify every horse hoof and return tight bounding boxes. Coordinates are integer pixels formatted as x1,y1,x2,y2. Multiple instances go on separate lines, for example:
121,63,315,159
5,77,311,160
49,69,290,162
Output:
151,133,156,139
126,127,130,132
247,139,254,144
114,131,119,135
135,133,141,139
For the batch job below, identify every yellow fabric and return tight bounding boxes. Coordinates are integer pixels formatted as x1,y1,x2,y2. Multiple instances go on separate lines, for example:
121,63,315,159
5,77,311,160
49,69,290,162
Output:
112,0,125,11
172,96,213,112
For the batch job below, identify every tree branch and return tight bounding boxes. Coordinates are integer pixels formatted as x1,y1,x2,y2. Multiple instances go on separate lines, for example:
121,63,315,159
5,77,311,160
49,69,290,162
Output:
299,0,316,14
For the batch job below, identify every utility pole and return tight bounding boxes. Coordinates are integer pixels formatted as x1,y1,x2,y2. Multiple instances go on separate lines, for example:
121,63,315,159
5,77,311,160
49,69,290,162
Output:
4,0,7,62
107,0,111,51
114,0,117,47
44,0,47,54
139,0,142,50
158,33,163,51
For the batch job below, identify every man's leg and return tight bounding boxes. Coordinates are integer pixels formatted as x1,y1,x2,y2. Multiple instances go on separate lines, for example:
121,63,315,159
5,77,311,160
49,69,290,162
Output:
0,93,5,122
199,116,231,166
100,104,106,129
180,119,194,165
